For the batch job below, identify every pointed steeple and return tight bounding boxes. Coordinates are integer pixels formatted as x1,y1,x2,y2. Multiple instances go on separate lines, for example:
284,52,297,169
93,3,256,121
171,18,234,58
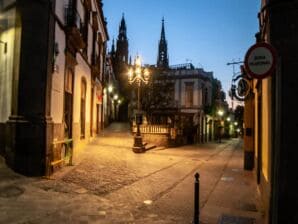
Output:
118,13,127,40
111,38,115,54
110,38,116,60
157,17,169,68
129,55,132,65
116,13,129,64
160,17,166,41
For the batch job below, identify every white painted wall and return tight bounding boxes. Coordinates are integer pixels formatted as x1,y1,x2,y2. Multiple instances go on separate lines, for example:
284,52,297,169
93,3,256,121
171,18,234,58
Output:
55,0,68,23
73,54,91,124
0,8,18,122
172,75,213,110
51,24,66,123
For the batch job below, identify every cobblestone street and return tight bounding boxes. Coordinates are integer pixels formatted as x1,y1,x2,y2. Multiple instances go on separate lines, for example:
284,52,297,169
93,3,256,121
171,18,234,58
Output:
0,123,263,224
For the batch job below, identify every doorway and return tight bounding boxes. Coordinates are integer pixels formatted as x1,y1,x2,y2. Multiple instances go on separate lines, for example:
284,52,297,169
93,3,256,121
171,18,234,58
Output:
64,69,74,139
80,78,87,139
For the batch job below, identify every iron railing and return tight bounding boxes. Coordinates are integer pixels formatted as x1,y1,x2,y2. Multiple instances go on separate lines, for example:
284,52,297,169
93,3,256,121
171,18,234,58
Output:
132,124,170,134
64,5,84,33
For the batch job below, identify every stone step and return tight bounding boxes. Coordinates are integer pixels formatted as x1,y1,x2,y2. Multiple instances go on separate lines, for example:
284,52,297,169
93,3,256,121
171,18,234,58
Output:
144,143,156,151
152,146,167,151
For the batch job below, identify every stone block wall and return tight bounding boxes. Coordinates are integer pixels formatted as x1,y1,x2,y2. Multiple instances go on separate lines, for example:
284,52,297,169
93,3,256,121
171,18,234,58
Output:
142,133,170,147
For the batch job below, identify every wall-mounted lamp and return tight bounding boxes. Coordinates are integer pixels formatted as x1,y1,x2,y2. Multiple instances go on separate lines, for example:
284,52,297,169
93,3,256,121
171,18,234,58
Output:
0,40,7,54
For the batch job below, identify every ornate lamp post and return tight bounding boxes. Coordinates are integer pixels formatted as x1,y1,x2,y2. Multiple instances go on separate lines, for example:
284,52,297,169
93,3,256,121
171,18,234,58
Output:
128,55,150,153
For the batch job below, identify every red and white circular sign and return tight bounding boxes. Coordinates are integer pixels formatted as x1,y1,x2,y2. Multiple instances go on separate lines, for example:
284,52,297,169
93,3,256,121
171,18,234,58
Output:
244,42,277,79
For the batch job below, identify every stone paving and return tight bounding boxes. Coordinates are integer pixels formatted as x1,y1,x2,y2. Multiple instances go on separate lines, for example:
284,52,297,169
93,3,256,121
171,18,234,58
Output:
0,123,264,224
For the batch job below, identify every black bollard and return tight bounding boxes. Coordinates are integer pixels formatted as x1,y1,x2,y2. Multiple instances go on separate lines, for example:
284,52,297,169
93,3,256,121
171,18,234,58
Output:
193,172,200,224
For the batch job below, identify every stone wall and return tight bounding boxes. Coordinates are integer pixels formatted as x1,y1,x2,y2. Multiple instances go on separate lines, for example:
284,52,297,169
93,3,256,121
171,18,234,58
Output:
142,133,170,147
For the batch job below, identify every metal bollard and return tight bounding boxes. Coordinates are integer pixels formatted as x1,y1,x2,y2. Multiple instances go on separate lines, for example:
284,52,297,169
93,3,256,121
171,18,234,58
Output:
193,172,200,224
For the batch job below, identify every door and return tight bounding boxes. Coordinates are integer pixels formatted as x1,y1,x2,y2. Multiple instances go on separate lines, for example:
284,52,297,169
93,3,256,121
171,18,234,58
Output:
64,69,74,139
80,79,86,139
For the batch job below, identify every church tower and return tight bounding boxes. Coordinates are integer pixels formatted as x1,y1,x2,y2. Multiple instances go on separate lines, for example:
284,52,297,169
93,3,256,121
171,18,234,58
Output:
110,14,130,122
157,18,169,68
116,14,129,64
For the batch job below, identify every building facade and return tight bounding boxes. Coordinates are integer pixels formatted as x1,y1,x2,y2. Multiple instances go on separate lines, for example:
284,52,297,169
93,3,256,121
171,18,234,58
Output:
165,64,214,144
244,0,298,223
0,0,108,176
140,19,220,145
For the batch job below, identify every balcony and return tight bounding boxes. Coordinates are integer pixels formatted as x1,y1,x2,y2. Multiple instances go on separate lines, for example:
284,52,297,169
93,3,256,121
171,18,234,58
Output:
64,5,86,49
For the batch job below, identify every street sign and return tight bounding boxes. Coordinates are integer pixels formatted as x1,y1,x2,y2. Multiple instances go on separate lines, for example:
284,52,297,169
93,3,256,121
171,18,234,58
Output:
244,42,277,79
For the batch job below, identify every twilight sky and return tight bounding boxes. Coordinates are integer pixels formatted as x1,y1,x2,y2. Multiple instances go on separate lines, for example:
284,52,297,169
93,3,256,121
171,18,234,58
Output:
102,0,260,107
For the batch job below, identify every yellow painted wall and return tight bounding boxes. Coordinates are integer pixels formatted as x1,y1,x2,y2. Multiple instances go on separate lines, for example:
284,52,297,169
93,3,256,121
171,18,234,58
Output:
261,77,272,182
253,80,258,160
253,79,272,180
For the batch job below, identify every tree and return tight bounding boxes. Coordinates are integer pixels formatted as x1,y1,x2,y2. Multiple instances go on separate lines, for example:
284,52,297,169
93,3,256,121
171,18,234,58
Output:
234,105,244,124
205,78,228,115
140,68,175,123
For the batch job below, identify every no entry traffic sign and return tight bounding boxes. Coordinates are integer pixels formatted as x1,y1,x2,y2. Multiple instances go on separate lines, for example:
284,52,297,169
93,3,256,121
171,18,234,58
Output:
244,42,277,79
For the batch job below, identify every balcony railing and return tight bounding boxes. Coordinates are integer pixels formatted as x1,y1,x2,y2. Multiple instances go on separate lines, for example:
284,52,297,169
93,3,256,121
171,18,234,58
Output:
64,5,83,30
64,5,85,49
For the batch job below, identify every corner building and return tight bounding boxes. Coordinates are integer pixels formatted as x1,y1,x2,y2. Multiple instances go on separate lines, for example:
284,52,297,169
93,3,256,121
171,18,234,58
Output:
246,0,298,223
0,0,108,176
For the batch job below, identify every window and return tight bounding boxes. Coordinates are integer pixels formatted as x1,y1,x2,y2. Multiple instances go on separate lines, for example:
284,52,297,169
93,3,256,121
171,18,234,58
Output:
185,82,194,107
203,87,208,106
65,70,73,93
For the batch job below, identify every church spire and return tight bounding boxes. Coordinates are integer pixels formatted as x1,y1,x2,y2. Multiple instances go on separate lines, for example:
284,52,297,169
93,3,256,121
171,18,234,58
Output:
116,13,129,64
157,17,169,68
110,38,116,60
118,13,127,40
161,17,166,41
111,38,115,54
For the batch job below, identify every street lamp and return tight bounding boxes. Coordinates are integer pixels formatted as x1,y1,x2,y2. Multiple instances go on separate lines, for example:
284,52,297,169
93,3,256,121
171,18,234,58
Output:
217,109,224,143
108,85,113,93
128,55,150,153
234,122,239,137
217,110,224,117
